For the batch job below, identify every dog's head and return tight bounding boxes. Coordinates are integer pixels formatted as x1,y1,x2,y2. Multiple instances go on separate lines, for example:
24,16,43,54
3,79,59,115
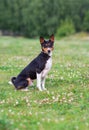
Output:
40,34,54,56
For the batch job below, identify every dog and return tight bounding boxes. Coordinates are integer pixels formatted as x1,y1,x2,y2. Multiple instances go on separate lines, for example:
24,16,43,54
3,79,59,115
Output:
10,34,54,91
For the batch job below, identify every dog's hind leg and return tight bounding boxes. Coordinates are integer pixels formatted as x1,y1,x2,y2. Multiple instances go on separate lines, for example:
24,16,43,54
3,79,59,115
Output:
27,78,34,86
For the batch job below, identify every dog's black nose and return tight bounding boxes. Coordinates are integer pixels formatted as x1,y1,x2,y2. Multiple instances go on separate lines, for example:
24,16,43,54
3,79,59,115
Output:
48,50,51,53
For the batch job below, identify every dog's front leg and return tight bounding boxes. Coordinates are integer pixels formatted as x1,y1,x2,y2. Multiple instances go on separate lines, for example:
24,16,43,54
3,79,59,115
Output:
37,73,43,91
41,77,47,90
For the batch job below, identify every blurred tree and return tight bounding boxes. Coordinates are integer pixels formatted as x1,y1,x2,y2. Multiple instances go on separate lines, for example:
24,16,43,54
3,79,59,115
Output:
0,0,89,37
83,11,89,32
22,0,60,37
56,18,75,37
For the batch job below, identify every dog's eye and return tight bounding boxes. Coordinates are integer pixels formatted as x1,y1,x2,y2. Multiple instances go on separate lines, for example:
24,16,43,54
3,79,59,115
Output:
43,44,48,48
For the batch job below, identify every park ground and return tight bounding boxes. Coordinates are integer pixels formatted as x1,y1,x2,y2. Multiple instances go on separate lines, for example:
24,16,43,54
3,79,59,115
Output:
0,33,89,130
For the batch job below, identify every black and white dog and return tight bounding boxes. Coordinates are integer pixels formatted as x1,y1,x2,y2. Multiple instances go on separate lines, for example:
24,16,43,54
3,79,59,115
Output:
10,35,54,91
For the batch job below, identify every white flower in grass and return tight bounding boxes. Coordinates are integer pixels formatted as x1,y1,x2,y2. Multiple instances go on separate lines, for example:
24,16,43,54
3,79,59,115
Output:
52,96,55,100
26,99,29,103
60,76,64,80
27,103,30,107
0,100,5,104
51,91,54,95
16,101,19,105
75,126,79,130
85,122,89,126
55,119,59,123
67,92,73,97
1,109,4,112
47,118,51,123
14,100,19,106
15,128,19,130
42,118,45,122
64,100,67,103
37,122,40,125
68,97,74,103
60,117,65,121
8,109,12,112
29,111,32,116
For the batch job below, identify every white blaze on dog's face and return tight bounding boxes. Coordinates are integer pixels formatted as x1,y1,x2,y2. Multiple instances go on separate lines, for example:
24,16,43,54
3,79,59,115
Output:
40,34,54,56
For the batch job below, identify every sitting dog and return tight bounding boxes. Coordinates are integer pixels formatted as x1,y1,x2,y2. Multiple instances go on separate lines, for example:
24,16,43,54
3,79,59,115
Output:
11,35,54,91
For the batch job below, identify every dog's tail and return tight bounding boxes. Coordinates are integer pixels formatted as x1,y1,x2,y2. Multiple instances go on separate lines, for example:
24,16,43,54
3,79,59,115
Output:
8,77,16,86
11,77,16,85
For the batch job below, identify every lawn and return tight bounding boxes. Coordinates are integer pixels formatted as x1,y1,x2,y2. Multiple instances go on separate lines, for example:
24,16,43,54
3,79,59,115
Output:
0,34,89,130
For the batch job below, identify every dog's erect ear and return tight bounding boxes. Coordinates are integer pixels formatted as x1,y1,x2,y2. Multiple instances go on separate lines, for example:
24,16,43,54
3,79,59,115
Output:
50,34,54,42
40,37,44,44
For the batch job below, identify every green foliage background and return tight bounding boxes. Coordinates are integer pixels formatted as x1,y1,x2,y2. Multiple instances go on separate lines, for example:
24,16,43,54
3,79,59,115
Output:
0,0,89,37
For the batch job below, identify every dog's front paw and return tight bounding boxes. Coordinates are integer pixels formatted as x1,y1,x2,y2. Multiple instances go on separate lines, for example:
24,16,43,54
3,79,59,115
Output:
37,86,43,91
42,87,47,91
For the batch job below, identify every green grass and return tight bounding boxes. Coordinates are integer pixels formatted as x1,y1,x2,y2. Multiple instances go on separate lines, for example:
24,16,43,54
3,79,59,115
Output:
0,35,89,130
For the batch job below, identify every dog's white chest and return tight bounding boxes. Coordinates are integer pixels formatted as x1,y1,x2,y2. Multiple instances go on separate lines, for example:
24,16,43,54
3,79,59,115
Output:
45,57,52,70
42,57,52,77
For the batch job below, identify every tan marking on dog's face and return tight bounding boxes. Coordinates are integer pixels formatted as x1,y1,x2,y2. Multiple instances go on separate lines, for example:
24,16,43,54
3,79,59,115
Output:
42,47,48,53
42,47,53,54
